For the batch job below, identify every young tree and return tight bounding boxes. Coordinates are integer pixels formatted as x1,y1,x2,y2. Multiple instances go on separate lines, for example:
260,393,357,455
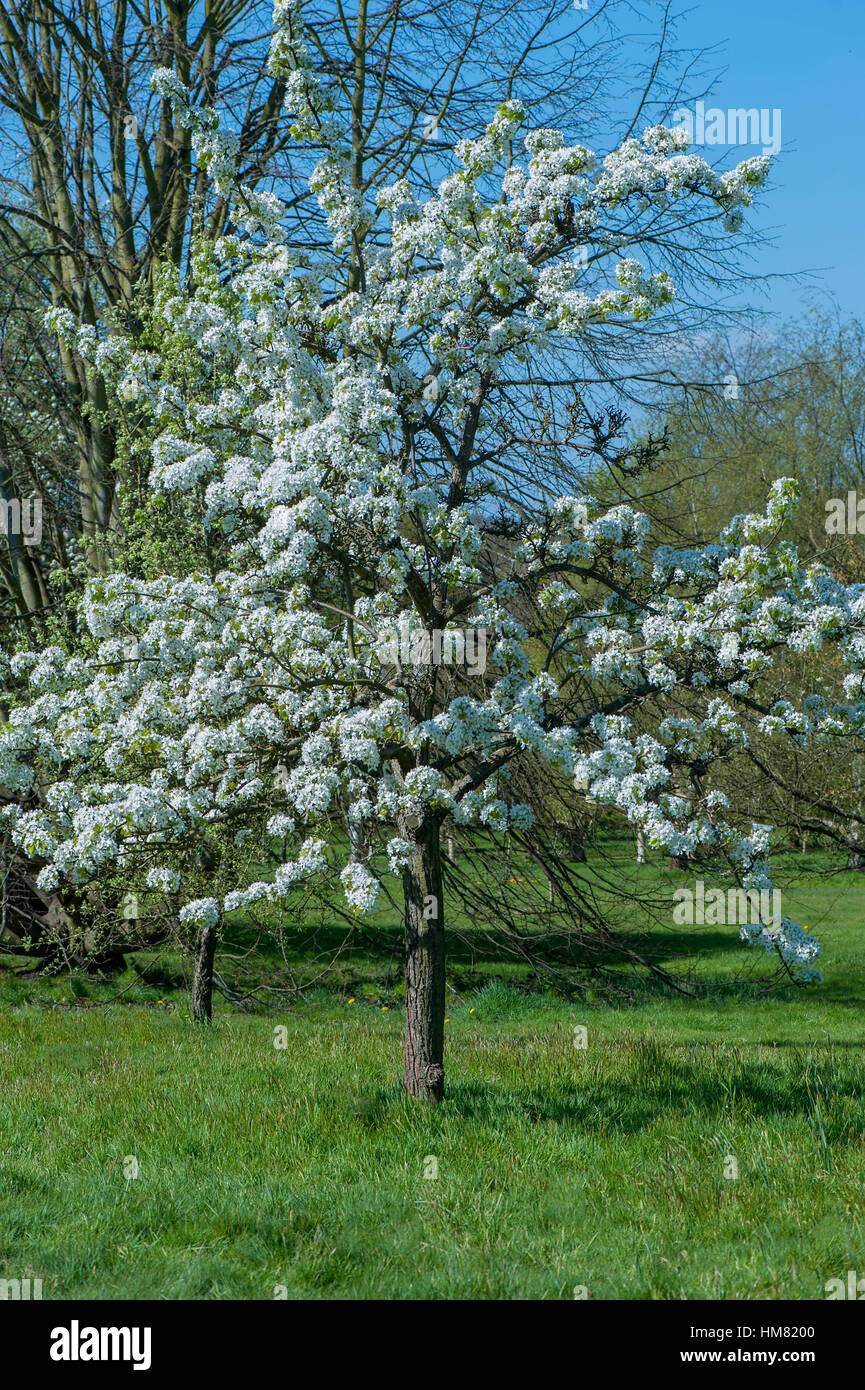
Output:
3,0,859,1099
0,0,737,951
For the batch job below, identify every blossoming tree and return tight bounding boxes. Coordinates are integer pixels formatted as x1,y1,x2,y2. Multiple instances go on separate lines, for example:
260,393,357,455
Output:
3,0,864,1100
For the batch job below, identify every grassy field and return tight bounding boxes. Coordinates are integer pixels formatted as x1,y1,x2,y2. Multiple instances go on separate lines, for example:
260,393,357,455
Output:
1,842,863,1300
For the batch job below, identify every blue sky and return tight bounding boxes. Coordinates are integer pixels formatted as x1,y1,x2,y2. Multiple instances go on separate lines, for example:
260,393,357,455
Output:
660,0,865,323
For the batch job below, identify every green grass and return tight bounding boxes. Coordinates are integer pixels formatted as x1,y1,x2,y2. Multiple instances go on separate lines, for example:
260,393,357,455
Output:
1,843,864,1299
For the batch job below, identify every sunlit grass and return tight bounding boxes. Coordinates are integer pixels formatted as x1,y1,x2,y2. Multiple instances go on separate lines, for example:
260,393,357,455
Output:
1,841,863,1298
1,994,864,1299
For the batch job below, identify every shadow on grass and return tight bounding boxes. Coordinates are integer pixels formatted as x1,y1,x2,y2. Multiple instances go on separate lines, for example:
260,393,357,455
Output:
222,910,863,1008
227,914,744,968
347,1044,865,1143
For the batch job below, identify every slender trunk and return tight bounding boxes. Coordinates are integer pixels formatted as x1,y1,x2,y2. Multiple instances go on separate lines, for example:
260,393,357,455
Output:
402,817,445,1102
191,922,217,1022
348,818,368,863
636,828,646,864
0,457,50,615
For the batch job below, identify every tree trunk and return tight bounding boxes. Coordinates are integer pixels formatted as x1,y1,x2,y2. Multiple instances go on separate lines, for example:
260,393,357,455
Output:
636,829,646,864
402,816,445,1102
348,818,368,863
554,820,586,862
191,922,217,1022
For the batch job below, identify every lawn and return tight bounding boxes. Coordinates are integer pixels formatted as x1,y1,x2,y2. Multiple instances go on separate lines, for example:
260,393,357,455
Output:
1,843,863,1300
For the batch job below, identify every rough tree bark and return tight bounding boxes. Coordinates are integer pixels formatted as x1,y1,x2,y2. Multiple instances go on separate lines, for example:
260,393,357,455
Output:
402,816,445,1102
191,921,217,1023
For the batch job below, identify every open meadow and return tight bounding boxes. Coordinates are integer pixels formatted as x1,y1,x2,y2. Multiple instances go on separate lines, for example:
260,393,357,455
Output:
3,841,863,1300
